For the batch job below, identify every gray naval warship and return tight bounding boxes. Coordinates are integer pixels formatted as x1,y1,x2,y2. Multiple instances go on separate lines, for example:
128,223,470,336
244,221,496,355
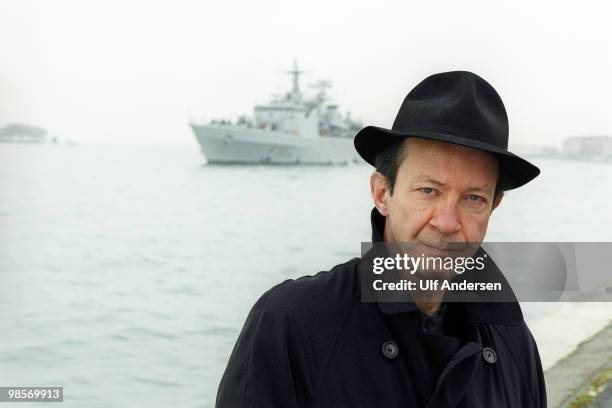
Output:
190,61,362,164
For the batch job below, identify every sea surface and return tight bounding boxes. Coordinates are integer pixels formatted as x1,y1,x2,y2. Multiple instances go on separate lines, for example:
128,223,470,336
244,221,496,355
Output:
0,143,611,407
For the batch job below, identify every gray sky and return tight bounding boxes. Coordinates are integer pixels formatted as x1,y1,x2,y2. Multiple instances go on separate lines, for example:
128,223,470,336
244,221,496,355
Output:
1,0,610,148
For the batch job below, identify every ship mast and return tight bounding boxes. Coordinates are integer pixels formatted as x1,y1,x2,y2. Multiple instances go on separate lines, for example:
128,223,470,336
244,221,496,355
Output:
285,59,305,102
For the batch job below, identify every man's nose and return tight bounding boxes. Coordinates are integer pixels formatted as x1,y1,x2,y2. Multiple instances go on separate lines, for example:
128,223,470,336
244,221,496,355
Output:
430,200,462,235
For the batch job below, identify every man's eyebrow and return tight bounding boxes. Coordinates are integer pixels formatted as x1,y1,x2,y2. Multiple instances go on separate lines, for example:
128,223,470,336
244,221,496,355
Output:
412,176,494,194
465,186,495,195
412,176,445,185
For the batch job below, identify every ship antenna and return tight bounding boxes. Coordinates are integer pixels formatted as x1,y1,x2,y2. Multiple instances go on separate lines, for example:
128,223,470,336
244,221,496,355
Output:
285,59,306,100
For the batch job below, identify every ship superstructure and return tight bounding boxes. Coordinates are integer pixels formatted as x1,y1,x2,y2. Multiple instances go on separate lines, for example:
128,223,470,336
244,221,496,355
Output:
190,60,362,164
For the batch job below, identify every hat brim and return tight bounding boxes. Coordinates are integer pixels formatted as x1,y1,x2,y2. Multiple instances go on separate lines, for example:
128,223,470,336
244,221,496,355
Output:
354,126,540,191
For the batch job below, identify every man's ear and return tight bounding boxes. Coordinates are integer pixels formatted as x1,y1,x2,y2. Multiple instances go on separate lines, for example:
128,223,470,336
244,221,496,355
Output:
491,192,504,212
370,171,390,216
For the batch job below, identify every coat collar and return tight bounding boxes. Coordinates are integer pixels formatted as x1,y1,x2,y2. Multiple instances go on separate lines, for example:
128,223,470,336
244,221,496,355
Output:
369,207,524,325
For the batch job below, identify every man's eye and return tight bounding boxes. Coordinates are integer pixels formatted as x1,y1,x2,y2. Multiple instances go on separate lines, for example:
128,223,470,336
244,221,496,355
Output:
420,187,435,195
467,194,484,203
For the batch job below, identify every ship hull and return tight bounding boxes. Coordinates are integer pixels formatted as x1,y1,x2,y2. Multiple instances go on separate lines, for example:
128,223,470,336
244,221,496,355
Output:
190,124,360,165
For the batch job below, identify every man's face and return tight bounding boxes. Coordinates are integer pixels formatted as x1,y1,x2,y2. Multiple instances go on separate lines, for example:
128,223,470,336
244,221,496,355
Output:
372,137,502,260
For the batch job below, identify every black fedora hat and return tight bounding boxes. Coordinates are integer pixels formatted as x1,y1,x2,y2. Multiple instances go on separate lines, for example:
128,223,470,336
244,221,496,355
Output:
354,71,540,190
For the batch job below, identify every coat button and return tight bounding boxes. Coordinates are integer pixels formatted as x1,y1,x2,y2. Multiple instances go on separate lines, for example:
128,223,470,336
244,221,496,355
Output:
381,341,399,359
482,347,497,364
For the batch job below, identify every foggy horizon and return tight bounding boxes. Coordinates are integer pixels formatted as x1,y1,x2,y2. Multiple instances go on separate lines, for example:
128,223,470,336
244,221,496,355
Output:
1,0,610,148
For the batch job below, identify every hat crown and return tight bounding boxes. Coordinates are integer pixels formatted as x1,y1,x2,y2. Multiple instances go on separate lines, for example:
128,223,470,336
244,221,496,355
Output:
391,71,509,149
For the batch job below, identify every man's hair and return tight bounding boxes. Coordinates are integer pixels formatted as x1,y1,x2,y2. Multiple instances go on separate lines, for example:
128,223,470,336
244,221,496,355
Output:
374,139,506,197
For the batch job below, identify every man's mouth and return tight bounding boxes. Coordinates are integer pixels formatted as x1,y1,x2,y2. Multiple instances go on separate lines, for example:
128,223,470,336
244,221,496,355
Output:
419,241,467,256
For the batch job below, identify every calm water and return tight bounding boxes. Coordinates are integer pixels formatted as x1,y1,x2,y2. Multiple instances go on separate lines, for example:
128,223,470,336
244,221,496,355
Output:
1,143,611,407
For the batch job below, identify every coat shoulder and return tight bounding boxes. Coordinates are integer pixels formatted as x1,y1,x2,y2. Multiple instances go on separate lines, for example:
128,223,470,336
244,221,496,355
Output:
216,258,364,407
260,257,362,323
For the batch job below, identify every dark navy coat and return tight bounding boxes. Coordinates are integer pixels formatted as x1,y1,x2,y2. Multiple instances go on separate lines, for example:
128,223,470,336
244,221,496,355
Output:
216,210,546,407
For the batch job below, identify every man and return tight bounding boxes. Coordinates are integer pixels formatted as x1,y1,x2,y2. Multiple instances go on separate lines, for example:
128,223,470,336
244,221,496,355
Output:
216,71,546,407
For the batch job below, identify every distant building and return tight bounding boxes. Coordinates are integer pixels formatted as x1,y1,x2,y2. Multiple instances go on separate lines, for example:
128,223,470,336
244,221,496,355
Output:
563,135,612,159
509,144,559,158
